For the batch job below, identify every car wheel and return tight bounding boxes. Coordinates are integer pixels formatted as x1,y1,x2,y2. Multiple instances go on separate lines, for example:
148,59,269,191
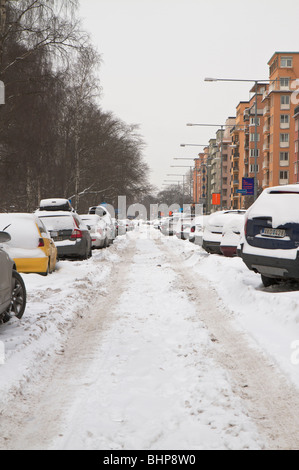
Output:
4,270,26,321
261,274,278,288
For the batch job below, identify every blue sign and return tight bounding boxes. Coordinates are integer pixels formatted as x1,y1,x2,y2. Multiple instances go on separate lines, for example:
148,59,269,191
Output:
242,177,254,196
237,189,247,194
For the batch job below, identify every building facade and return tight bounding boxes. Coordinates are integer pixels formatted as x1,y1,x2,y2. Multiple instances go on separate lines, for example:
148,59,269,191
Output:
262,52,299,187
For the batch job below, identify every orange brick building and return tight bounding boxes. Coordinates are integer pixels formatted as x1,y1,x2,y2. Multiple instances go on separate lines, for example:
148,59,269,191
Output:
262,52,299,187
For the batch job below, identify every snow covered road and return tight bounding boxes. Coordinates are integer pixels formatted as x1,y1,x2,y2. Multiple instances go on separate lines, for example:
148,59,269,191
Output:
1,226,299,450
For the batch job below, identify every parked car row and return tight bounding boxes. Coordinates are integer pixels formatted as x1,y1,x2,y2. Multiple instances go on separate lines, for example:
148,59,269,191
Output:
0,199,122,324
156,184,299,288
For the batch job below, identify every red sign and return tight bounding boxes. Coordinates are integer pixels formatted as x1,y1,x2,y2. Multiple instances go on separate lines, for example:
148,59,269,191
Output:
212,193,221,205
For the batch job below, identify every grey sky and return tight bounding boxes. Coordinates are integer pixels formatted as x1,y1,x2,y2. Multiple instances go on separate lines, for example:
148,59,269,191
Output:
79,0,299,190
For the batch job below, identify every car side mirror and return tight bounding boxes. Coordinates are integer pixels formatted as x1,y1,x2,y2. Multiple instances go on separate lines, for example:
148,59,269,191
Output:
0,231,11,243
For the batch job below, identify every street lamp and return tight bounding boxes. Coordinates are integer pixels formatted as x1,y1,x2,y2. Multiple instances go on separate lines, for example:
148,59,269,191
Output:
180,144,207,147
204,77,271,201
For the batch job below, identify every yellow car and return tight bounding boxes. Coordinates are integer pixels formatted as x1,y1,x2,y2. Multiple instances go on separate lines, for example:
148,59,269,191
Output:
0,213,57,275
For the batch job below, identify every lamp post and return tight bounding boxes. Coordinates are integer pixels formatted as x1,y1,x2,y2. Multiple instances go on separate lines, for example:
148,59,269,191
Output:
171,165,194,199
204,77,271,201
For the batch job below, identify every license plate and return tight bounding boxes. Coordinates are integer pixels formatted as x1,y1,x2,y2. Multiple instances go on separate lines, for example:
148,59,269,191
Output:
51,231,58,237
261,228,286,238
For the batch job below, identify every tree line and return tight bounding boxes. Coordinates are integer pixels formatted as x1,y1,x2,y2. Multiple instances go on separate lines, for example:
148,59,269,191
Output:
0,0,151,214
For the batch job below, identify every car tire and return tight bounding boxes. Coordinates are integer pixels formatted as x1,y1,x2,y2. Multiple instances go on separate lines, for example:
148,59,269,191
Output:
4,270,26,321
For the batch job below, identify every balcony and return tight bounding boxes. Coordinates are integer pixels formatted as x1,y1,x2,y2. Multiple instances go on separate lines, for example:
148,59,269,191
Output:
263,142,270,151
263,159,269,170
263,123,270,134
263,105,270,116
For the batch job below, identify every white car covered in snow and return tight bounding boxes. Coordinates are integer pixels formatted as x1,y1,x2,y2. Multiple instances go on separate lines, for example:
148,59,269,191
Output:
203,210,246,255
80,214,109,249
239,184,299,286
220,213,246,257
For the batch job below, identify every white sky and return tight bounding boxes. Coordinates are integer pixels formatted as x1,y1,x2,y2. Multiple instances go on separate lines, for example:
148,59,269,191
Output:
78,0,299,191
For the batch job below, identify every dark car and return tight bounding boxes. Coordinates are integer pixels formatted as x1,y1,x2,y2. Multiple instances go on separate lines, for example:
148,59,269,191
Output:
238,184,299,286
37,211,92,260
0,231,26,323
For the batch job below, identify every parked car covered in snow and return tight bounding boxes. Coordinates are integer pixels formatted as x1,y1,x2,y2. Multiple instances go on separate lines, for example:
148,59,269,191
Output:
38,198,75,212
89,205,116,245
0,213,57,275
160,214,182,236
202,210,246,255
80,214,108,249
189,216,205,245
37,211,92,260
175,216,193,240
0,231,26,323
220,212,246,257
238,184,299,286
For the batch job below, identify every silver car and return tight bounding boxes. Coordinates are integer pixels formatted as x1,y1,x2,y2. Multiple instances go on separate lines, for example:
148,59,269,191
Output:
0,231,26,323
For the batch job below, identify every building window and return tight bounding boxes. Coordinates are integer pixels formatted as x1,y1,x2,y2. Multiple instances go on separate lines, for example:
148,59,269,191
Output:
280,151,289,166
279,170,289,184
280,77,290,89
250,117,260,126
281,57,293,68
280,133,290,147
280,114,290,129
249,164,259,173
250,149,259,158
281,95,290,110
250,133,260,142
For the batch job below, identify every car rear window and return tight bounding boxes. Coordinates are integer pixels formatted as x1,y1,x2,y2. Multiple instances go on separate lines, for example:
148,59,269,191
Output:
249,191,299,227
39,215,75,231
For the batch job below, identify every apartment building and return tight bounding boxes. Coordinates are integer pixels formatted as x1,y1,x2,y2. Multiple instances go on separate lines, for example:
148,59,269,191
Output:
262,52,299,187
221,117,235,209
192,51,299,213
192,148,210,212
230,101,248,209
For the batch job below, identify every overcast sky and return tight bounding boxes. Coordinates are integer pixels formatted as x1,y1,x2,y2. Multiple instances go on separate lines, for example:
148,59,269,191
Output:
78,0,299,191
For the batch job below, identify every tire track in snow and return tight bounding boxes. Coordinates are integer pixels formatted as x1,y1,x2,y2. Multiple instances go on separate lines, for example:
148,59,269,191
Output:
158,236,299,450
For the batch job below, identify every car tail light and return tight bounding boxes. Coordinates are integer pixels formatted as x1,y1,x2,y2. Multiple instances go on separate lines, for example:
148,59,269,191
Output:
38,238,45,247
71,229,83,239
191,226,195,233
